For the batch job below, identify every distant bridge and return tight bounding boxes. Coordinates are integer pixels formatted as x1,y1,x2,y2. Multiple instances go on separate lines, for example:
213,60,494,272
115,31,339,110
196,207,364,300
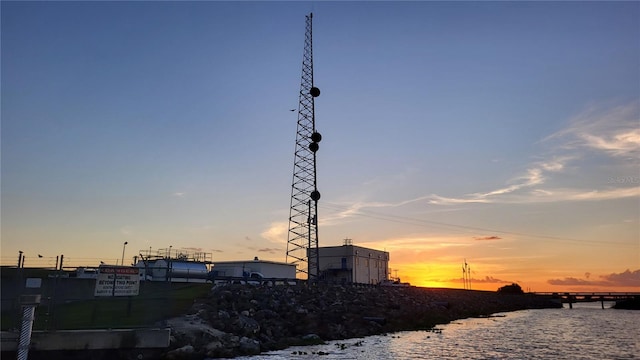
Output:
534,292,639,308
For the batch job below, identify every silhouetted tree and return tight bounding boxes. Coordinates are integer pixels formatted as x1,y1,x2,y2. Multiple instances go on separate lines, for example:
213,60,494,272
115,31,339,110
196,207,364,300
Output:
497,283,524,294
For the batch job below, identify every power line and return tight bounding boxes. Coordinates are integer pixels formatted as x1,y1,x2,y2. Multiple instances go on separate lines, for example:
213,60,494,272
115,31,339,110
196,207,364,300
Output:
319,202,635,247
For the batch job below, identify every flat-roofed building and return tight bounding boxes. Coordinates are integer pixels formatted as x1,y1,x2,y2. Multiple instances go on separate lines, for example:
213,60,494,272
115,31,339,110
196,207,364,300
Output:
309,241,389,284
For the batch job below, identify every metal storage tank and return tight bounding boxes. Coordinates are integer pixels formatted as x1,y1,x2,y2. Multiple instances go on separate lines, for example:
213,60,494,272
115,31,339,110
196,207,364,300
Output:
169,261,209,282
151,259,168,281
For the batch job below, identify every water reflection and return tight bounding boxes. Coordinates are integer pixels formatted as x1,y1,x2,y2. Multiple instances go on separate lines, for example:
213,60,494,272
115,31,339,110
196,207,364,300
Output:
237,304,638,359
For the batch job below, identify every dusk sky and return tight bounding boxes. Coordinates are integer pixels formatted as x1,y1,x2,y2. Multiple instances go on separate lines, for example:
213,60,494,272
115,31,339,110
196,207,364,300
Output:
2,1,638,292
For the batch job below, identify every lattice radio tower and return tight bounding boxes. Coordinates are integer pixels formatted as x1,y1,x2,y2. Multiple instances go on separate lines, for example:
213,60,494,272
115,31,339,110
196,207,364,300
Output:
286,13,322,279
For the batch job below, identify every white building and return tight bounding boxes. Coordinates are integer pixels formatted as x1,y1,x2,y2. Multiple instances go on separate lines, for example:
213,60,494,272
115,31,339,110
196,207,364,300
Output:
311,243,390,284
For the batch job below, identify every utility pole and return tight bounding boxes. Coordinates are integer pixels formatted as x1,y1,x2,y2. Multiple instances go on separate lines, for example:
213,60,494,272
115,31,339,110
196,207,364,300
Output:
121,241,128,266
462,260,471,290
286,13,322,282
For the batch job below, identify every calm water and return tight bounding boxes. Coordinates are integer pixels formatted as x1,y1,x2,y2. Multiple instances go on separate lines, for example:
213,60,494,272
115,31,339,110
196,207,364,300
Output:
236,302,639,359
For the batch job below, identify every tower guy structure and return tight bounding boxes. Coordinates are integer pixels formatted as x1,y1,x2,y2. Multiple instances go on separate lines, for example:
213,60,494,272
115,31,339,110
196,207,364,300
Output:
286,13,322,279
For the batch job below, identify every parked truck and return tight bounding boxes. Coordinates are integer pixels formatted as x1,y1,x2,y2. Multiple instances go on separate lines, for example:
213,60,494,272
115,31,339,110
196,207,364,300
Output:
210,259,296,285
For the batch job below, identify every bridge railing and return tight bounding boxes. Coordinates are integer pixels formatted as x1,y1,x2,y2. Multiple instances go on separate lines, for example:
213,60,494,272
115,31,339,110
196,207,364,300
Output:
534,292,639,298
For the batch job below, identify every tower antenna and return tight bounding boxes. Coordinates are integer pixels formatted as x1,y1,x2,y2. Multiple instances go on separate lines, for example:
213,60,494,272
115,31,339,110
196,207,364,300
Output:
286,13,322,281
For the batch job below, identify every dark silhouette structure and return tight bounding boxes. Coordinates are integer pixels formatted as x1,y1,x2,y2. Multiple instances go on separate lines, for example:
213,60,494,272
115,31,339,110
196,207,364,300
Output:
286,13,322,279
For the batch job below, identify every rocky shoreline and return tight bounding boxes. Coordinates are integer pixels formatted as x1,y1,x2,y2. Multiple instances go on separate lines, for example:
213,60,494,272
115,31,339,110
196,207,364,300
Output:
162,284,561,359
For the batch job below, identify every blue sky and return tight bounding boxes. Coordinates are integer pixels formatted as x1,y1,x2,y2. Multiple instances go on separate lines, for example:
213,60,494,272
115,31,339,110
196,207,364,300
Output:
2,1,638,291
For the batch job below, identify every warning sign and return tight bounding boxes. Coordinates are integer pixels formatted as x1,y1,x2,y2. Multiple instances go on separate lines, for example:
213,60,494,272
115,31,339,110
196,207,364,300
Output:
94,266,140,297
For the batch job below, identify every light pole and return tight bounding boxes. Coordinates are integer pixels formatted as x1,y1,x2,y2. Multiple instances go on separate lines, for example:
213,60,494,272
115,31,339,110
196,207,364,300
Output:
121,241,128,266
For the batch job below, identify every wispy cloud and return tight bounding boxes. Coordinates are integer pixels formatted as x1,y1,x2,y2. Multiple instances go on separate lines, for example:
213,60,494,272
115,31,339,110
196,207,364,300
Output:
551,187,639,201
257,247,281,254
427,195,488,205
513,186,640,203
419,157,571,205
260,221,288,244
545,102,640,157
471,167,545,198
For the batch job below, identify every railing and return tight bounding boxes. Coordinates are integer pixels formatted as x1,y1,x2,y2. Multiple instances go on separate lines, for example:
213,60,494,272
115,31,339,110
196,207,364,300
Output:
534,292,639,299
533,292,639,309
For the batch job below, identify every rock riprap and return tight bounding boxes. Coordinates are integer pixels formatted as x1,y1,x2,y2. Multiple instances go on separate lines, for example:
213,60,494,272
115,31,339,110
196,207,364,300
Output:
163,284,560,359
